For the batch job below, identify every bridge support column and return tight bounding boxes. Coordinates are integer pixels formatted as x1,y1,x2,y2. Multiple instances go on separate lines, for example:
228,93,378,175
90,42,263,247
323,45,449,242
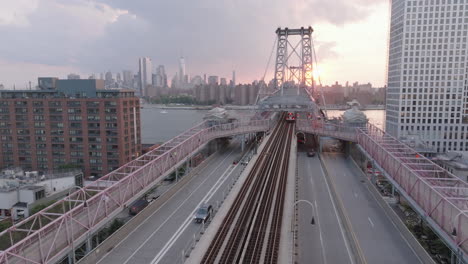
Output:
68,252,74,264
85,235,92,254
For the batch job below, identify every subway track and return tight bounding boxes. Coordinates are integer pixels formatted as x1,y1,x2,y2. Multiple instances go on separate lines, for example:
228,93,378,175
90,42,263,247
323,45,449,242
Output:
202,116,293,264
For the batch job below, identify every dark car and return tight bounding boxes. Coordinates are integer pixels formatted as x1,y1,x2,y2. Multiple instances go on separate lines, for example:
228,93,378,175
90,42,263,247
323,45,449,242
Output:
129,199,149,215
193,204,213,223
307,150,316,157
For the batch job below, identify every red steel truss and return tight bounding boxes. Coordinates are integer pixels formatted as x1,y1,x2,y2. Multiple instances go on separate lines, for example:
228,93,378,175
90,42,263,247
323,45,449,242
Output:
0,119,271,264
357,124,468,256
296,119,358,142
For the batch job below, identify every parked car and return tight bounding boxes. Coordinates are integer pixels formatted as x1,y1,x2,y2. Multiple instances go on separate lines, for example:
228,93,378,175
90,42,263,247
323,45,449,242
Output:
193,204,213,223
307,150,316,157
129,199,149,215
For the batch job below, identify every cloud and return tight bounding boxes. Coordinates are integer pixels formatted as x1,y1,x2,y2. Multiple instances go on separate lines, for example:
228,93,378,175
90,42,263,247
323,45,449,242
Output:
0,0,39,26
0,0,387,87
0,59,84,89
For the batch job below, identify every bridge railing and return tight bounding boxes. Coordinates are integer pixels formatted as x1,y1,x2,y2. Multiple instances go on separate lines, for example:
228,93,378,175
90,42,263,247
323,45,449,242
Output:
0,119,271,264
296,119,358,142
357,123,468,256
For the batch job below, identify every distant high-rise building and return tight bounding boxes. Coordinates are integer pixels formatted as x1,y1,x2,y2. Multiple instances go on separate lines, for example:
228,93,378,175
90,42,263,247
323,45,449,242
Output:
88,74,96,80
67,73,80,80
171,74,178,89
105,71,113,87
116,73,122,83
123,70,133,86
232,71,236,87
100,73,104,80
208,76,219,85
220,78,227,86
191,75,203,86
386,0,468,153
179,56,186,85
154,65,167,88
0,84,4,90
139,57,152,96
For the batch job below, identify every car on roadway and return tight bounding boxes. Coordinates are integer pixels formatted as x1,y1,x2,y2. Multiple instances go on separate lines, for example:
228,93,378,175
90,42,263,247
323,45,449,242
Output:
129,199,149,215
194,204,213,223
307,150,316,157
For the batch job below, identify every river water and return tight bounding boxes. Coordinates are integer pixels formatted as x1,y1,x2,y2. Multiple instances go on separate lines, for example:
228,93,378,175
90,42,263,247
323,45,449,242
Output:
141,108,386,144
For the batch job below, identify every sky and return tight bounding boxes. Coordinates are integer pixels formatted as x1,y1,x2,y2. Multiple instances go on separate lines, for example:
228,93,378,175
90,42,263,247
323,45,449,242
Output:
0,0,389,89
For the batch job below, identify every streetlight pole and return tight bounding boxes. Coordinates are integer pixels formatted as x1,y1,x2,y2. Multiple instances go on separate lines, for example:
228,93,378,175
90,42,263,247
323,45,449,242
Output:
293,199,316,225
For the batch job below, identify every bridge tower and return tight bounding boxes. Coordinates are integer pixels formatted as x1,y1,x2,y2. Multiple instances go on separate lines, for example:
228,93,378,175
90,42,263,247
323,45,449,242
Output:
274,27,314,95
257,26,317,113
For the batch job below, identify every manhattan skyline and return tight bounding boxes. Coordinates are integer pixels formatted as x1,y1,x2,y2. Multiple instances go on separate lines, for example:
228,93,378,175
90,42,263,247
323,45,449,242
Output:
0,0,388,89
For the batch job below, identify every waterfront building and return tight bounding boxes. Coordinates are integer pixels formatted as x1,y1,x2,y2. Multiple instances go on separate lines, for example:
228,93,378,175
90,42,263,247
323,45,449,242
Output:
67,73,80,80
139,57,152,96
386,0,468,153
0,78,141,178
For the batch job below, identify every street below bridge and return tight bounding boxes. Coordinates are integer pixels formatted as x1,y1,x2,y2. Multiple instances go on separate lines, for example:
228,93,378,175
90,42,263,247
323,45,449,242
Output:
298,152,424,264
96,140,248,264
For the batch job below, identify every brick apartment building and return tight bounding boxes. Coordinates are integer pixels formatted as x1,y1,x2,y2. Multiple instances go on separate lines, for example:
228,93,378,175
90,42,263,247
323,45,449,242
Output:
0,78,141,178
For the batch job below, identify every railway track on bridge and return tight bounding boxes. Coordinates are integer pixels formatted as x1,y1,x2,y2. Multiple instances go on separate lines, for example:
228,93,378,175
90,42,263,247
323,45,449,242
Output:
202,116,293,264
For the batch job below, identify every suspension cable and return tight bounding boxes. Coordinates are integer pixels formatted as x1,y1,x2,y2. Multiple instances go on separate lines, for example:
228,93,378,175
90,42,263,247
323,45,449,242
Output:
256,36,277,104
311,36,328,119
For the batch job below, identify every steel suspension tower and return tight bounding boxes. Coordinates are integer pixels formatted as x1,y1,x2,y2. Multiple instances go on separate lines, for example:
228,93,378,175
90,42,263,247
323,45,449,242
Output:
274,26,314,95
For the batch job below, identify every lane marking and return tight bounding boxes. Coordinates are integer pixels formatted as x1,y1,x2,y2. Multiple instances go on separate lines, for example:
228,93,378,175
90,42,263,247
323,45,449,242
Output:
347,158,425,264
123,161,237,264
150,163,238,263
368,217,374,228
319,158,356,264
306,156,327,264
98,147,237,264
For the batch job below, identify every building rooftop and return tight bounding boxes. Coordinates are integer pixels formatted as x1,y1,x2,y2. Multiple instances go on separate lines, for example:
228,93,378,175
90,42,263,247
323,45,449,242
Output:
0,168,82,192
0,78,136,99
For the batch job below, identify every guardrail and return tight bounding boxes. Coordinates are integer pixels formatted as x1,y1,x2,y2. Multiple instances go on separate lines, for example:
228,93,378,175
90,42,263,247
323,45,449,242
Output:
0,119,271,264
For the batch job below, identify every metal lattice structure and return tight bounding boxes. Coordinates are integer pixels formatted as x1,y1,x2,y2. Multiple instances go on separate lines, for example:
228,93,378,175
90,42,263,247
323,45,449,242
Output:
297,119,468,259
0,119,272,264
357,124,468,261
296,119,358,142
274,27,314,95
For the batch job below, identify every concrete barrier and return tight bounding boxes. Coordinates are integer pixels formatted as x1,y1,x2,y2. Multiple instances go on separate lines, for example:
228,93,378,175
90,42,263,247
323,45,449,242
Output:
78,152,217,264
349,157,435,264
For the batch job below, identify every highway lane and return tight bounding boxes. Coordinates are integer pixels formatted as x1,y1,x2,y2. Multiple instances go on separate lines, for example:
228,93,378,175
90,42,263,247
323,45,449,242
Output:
97,140,248,264
297,151,354,264
321,153,423,264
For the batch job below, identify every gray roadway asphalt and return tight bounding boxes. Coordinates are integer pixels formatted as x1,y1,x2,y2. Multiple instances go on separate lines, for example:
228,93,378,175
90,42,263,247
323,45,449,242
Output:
297,151,354,264
97,140,248,264
298,152,423,264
